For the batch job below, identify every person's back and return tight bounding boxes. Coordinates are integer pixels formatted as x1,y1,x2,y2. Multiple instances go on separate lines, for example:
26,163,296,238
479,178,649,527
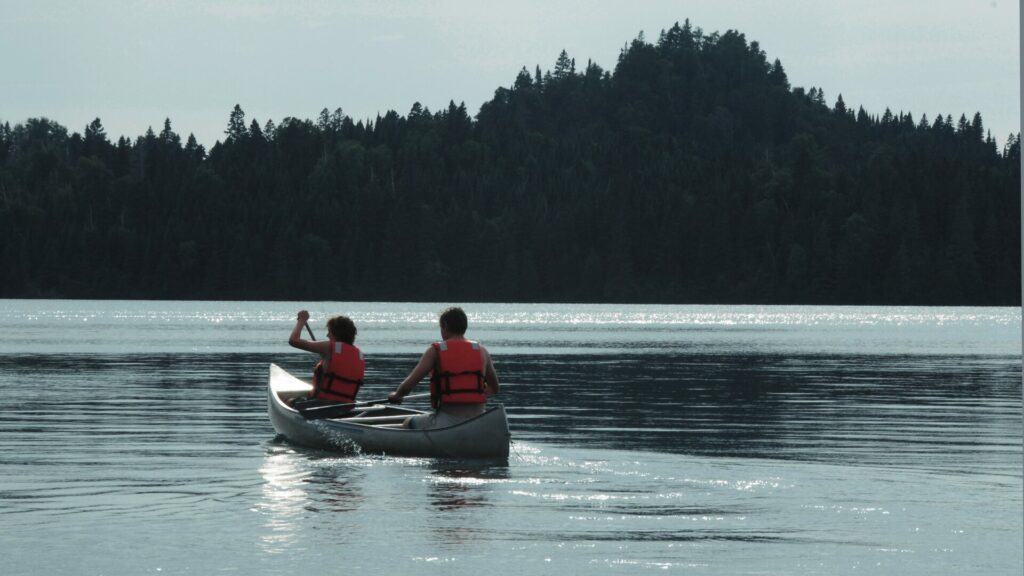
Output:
430,337,488,417
312,338,365,403
389,307,499,429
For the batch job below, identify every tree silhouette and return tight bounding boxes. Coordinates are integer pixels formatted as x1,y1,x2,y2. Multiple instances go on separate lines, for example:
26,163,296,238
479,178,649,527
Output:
0,23,1018,304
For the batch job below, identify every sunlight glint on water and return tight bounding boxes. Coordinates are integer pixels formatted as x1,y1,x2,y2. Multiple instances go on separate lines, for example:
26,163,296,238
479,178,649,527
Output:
0,300,1018,355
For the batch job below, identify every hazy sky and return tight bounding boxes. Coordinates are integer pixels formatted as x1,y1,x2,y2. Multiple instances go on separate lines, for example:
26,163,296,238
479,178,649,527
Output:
1,0,1019,147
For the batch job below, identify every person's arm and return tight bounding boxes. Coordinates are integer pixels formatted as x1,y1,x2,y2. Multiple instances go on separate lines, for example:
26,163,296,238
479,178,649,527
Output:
389,345,437,403
288,310,331,356
481,346,499,395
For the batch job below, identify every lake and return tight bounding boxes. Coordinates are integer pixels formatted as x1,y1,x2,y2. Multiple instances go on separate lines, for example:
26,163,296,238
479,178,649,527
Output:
0,300,1020,575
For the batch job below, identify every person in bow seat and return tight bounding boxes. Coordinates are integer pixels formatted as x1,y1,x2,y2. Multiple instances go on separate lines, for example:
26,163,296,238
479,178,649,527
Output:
288,310,365,406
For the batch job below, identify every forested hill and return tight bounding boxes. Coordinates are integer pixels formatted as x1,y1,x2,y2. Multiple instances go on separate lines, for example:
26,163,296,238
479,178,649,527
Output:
1,22,1019,304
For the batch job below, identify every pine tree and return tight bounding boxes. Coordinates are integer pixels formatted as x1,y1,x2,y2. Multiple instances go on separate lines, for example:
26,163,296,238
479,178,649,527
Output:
768,59,788,88
956,114,969,134
184,134,205,162
249,119,264,140
84,118,107,143
834,94,847,115
812,88,826,107
553,50,573,79
317,108,331,132
83,118,108,159
970,112,984,141
514,67,533,91
159,118,180,145
225,104,247,140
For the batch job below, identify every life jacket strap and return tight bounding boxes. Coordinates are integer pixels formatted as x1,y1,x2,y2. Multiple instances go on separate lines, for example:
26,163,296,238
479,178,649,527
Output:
437,370,485,394
323,372,363,389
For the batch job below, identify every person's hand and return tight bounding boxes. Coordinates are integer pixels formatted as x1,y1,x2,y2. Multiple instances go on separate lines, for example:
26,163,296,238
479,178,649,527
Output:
388,391,404,404
297,310,310,323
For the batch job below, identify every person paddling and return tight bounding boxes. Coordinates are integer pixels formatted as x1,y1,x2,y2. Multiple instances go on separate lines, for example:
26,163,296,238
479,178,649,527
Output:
288,310,365,405
388,307,499,429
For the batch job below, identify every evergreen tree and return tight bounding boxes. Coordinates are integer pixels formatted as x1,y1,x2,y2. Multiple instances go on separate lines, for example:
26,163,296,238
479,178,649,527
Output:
768,58,789,88
184,133,205,162
553,50,573,79
514,67,533,91
225,104,247,140
834,94,847,115
160,118,180,145
249,119,263,140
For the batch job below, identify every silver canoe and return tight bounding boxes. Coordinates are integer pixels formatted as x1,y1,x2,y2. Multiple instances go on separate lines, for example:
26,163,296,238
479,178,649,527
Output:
267,363,510,459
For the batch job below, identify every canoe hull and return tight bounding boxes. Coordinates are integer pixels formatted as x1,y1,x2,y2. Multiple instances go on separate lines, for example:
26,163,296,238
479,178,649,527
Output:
267,364,510,459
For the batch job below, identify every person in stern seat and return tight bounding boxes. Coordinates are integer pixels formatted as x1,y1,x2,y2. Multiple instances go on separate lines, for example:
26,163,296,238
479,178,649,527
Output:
388,307,499,429
288,310,365,405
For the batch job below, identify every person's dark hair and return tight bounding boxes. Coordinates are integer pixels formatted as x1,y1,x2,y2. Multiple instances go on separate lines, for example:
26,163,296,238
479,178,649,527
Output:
326,315,357,344
439,307,468,335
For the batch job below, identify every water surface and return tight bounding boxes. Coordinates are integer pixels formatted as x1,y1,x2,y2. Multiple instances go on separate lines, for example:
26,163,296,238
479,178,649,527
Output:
0,300,1020,575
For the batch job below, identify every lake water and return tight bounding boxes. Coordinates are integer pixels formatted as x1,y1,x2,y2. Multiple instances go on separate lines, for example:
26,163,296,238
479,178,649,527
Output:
0,300,1020,575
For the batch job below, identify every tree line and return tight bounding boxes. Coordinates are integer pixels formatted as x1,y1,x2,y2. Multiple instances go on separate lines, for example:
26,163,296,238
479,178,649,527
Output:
1,21,1019,304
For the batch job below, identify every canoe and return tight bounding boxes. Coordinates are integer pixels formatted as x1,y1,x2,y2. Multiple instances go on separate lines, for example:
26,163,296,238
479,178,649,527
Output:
267,363,510,459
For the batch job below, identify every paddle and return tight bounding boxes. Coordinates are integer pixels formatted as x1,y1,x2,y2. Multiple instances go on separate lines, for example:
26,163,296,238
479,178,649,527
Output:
304,322,316,341
298,393,430,420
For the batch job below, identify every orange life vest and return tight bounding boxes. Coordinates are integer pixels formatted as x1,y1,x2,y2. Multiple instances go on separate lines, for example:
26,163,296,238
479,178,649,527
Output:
431,339,486,407
312,340,365,403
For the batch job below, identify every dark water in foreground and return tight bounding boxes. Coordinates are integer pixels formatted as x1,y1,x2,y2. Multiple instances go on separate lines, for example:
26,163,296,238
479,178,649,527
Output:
0,301,1020,574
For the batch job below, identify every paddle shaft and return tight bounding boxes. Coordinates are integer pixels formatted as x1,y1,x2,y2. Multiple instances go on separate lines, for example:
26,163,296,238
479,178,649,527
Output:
299,393,430,420
362,392,429,406
304,322,316,341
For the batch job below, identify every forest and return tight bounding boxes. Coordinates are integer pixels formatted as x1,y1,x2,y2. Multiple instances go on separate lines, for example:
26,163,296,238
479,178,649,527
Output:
0,21,1019,304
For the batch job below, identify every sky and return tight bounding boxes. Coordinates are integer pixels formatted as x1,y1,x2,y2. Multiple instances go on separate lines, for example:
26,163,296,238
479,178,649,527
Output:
0,0,1019,148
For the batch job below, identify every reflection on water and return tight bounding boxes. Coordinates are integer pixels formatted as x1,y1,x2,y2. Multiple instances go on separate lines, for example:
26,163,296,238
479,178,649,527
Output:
256,443,376,554
427,461,509,512
257,447,311,554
